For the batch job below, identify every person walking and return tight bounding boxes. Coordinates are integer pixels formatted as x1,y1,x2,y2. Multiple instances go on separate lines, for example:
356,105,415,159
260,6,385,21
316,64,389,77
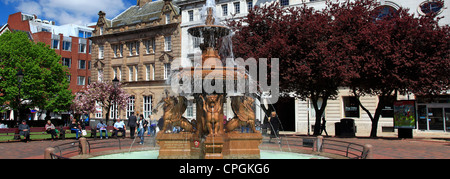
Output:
137,114,148,144
268,112,280,143
45,120,58,141
128,112,137,139
320,117,329,137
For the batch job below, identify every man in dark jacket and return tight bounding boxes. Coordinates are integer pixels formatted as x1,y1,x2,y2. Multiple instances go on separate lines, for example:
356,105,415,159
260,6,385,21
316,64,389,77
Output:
269,112,280,143
128,112,137,139
18,120,30,143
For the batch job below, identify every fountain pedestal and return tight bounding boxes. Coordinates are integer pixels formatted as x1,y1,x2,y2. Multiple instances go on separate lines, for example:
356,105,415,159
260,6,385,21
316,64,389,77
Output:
203,135,224,159
223,132,263,159
156,132,202,159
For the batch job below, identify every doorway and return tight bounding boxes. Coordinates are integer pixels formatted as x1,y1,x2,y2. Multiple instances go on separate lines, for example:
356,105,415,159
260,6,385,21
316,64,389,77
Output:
273,97,296,131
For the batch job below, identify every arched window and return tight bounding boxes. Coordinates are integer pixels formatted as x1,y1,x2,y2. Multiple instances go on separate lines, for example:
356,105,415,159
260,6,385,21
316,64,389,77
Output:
419,1,444,15
372,5,398,21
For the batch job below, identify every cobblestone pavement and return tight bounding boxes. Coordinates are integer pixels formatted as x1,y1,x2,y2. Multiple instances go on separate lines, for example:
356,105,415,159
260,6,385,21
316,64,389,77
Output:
0,135,449,159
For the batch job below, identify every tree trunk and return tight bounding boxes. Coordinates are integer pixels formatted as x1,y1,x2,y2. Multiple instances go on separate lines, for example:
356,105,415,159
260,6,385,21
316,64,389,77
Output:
370,99,385,138
312,96,328,136
353,89,389,138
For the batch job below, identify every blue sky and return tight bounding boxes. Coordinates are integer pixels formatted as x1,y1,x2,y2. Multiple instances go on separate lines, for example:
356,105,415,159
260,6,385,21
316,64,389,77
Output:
0,0,147,26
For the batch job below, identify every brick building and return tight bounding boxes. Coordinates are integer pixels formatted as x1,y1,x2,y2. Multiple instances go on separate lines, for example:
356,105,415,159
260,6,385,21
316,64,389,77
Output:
90,0,181,121
4,12,94,94
1,12,93,121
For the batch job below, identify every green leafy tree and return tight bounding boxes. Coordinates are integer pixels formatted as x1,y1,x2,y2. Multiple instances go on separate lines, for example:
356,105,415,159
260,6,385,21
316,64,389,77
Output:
0,31,73,122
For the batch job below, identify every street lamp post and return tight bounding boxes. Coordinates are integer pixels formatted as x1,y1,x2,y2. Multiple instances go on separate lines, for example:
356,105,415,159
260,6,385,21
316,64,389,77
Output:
14,70,24,140
16,69,24,122
112,77,120,121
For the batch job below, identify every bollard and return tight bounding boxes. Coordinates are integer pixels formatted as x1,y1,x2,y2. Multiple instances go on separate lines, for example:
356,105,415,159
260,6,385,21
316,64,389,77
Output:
79,137,88,155
315,136,323,152
44,147,55,159
362,144,373,159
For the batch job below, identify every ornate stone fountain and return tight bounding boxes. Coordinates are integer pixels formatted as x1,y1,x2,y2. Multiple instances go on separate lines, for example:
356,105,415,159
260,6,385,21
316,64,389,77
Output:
155,2,262,159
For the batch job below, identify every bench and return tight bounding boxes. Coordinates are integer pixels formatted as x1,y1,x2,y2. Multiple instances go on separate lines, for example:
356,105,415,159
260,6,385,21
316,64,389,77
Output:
89,126,118,139
0,127,71,141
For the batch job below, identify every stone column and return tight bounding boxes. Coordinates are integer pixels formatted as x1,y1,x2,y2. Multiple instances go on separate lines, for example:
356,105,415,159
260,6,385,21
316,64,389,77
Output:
44,147,55,159
79,137,88,155
363,144,373,159
315,135,323,152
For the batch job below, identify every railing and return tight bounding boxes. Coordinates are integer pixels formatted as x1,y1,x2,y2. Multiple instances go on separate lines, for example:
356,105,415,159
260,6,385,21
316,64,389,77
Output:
52,141,82,158
262,135,372,159
321,139,368,159
45,136,157,159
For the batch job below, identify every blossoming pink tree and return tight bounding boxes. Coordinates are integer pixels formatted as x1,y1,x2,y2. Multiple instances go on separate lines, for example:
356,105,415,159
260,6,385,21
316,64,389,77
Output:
72,81,130,124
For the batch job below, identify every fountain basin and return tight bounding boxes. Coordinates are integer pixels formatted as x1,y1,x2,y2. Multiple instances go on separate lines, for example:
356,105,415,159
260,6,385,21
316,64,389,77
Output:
88,150,329,159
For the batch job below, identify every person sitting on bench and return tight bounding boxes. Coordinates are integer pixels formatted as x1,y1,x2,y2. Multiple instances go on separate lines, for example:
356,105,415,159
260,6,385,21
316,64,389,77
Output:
112,118,126,138
18,120,30,143
97,120,108,139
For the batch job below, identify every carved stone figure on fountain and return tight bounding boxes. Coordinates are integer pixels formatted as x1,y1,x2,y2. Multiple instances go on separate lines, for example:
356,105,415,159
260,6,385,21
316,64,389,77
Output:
225,96,257,133
161,96,195,133
200,94,225,135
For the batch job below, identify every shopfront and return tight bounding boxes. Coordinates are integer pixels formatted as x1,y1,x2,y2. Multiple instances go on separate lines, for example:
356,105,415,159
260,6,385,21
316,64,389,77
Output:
417,95,450,132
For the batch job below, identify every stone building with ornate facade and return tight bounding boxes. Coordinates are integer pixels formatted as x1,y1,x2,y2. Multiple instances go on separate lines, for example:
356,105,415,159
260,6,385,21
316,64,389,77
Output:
90,0,181,122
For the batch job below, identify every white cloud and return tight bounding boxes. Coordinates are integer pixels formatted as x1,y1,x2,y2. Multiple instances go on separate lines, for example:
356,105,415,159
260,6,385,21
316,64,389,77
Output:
13,0,130,25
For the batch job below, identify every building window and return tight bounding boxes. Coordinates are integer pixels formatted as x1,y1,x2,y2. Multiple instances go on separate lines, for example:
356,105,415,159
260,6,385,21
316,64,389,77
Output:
113,67,122,81
188,10,194,22
99,45,104,59
62,41,71,51
164,63,171,80
129,66,134,82
135,41,140,56
419,1,444,15
166,13,171,24
280,0,289,6
52,39,59,49
164,36,172,51
135,65,139,81
78,30,92,38
110,104,118,120
77,76,86,86
113,67,118,79
62,58,71,68
78,60,86,69
145,39,155,54
343,96,360,118
146,64,155,81
88,61,91,70
380,96,395,118
372,5,398,21
113,45,118,58
222,4,228,16
127,96,135,118
95,101,103,118
247,0,253,11
67,75,71,83
234,2,240,14
193,37,202,49
186,100,194,118
127,42,135,56
143,96,152,118
98,69,103,81
79,43,86,53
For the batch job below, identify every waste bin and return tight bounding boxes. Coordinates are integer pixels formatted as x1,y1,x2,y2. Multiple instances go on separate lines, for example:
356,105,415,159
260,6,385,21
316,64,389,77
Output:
334,122,341,137
338,119,356,137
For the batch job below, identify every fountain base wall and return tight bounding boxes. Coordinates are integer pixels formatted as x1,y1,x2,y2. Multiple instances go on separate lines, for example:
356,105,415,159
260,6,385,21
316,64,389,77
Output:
156,132,262,159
